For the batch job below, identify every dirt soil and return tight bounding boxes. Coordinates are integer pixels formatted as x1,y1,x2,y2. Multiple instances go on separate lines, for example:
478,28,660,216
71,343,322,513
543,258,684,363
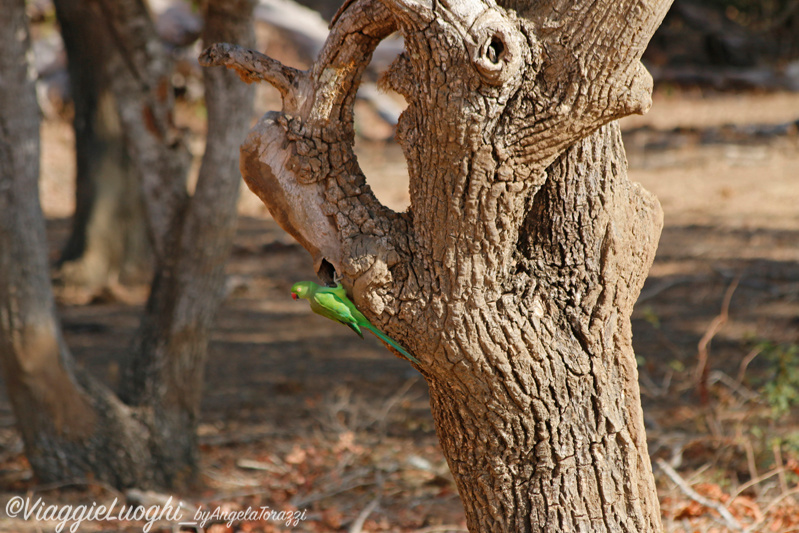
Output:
1,89,798,532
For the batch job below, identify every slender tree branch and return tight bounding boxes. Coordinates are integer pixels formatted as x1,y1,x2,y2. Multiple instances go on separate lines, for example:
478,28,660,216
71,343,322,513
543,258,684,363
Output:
695,276,740,402
199,43,307,112
348,494,381,533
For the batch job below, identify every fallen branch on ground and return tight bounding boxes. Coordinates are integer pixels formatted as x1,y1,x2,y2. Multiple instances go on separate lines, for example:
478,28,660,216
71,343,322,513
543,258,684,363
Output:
657,458,744,532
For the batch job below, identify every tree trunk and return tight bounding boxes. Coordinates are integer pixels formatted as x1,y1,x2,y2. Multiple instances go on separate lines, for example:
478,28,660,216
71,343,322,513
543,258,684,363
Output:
54,0,152,290
0,0,153,488
202,0,671,529
120,0,256,485
0,0,254,489
426,122,663,530
90,0,193,261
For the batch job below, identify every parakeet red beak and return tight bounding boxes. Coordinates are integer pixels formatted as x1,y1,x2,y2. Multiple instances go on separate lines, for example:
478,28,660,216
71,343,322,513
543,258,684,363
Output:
291,292,298,300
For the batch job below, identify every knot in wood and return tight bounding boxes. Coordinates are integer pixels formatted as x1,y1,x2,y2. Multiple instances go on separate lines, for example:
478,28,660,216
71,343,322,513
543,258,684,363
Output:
467,9,526,86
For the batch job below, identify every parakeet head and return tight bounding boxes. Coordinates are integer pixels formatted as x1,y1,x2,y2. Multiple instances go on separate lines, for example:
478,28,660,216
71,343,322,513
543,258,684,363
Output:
290,281,311,300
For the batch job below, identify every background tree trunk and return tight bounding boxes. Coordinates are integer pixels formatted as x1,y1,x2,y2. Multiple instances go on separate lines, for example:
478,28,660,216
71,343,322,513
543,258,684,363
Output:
0,0,152,488
203,0,672,529
90,0,193,261
119,0,256,485
54,0,152,290
0,0,254,490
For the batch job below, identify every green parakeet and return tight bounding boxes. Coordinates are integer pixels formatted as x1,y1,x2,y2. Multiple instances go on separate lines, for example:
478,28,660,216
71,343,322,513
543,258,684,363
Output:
291,281,420,364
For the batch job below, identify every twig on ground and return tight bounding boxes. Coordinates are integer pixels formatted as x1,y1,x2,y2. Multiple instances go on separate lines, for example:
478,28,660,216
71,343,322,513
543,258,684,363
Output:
412,526,469,533
707,370,759,402
761,487,799,515
195,488,272,505
772,441,790,496
638,275,699,303
639,369,674,398
657,458,744,532
348,494,380,533
687,462,714,484
744,487,799,533
291,479,376,508
728,467,784,503
375,377,419,433
743,439,761,498
705,408,724,440
28,479,125,502
236,458,289,474
199,430,285,446
695,276,740,403
202,468,260,487
125,489,199,515
737,347,762,384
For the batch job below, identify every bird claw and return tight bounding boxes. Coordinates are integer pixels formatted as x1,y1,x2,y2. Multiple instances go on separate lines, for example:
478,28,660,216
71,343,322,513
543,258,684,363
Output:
333,271,342,285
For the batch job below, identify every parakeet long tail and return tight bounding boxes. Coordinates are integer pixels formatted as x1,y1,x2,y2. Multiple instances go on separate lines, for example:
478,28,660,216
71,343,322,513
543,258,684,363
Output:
364,325,420,364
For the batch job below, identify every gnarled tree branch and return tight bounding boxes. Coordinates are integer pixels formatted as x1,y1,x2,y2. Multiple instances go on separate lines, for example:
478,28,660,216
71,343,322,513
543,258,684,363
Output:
207,0,409,299
200,43,308,112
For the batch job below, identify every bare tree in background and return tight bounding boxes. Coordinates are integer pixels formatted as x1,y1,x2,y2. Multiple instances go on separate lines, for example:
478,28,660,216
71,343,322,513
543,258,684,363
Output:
54,0,152,290
0,0,254,489
202,0,672,529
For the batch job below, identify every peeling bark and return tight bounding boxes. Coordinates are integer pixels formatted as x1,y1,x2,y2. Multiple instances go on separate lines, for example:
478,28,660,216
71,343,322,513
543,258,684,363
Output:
202,0,671,529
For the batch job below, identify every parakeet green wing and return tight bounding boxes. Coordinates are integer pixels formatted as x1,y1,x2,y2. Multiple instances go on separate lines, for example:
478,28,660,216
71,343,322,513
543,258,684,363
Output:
292,280,419,365
312,291,364,337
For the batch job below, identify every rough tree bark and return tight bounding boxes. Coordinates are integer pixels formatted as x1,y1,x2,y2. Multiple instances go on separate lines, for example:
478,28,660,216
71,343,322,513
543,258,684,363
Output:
0,0,149,488
54,0,152,290
89,0,193,262
0,0,254,489
202,0,671,529
120,0,257,483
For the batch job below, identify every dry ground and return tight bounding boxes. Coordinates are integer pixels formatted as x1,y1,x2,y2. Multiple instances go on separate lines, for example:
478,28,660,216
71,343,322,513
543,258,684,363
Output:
0,89,798,532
